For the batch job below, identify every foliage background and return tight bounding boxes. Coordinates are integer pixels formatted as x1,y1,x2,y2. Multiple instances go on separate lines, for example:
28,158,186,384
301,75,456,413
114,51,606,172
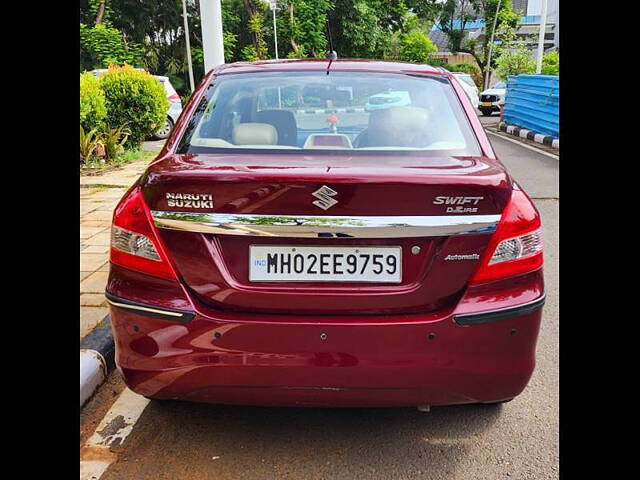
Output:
80,0,558,96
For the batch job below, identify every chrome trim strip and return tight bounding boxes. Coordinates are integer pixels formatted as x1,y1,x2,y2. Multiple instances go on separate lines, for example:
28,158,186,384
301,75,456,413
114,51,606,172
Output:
106,298,185,318
151,211,501,238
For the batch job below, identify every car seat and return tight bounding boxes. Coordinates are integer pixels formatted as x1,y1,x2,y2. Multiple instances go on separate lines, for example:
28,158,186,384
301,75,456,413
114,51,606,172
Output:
355,106,431,148
255,110,298,146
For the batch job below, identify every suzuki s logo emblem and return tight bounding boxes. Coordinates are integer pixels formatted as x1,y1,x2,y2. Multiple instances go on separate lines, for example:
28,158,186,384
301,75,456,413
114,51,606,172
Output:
312,185,339,210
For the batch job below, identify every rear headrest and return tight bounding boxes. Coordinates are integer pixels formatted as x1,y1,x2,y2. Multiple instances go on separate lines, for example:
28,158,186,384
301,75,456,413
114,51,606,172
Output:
232,123,278,145
255,110,297,146
367,106,430,147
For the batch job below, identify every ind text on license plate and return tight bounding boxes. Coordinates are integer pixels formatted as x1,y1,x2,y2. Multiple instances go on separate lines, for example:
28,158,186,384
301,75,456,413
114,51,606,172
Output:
249,245,402,283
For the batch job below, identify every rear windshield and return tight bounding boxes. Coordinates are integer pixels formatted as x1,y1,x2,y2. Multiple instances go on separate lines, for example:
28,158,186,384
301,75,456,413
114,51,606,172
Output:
177,71,481,156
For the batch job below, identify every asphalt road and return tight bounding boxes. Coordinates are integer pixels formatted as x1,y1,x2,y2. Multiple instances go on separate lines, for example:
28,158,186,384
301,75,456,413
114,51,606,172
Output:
96,133,559,480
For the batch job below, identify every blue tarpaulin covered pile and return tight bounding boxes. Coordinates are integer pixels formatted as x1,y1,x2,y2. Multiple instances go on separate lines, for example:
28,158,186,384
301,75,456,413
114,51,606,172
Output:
503,74,559,138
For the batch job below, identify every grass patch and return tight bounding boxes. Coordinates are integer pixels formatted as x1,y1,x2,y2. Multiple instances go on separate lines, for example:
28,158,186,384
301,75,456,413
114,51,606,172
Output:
89,185,108,194
80,148,157,176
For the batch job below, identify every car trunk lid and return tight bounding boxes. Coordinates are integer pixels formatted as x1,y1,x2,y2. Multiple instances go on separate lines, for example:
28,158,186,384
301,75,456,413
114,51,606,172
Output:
142,153,511,316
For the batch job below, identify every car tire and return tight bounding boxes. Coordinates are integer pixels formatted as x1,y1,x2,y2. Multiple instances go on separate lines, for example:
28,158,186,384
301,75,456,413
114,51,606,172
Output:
152,117,174,140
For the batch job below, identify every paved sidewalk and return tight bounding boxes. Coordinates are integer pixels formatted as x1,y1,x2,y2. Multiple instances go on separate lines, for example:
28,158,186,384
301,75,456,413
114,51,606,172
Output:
80,156,157,339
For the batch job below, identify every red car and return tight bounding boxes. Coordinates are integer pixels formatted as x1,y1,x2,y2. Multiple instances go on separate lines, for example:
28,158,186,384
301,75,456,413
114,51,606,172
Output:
107,59,544,408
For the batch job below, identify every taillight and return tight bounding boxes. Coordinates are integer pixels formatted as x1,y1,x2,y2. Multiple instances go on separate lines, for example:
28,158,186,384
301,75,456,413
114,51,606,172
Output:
110,186,178,280
471,188,543,283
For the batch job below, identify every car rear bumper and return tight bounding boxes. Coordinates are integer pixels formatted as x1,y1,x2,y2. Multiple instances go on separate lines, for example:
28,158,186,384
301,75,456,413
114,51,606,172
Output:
107,269,545,407
479,104,501,111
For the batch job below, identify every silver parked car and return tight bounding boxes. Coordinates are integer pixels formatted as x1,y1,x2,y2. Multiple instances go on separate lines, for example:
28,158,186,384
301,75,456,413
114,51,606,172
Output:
88,69,183,139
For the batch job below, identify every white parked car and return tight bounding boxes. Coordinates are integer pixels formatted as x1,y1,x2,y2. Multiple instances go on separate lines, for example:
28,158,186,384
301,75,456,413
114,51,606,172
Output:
451,73,479,109
478,81,507,116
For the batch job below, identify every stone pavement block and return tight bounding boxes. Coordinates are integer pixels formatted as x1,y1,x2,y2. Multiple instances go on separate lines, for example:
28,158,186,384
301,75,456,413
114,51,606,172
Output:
81,226,106,239
80,271,109,293
83,210,114,221
95,204,118,211
81,220,110,228
85,231,111,246
83,245,110,254
80,293,106,307
80,206,97,216
80,253,109,272
80,306,109,339
90,190,130,200
81,271,91,282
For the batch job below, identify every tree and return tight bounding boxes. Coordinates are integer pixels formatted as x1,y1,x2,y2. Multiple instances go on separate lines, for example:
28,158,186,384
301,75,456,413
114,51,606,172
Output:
398,30,437,63
78,0,447,96
327,0,412,59
437,0,520,86
541,50,559,75
493,22,535,80
242,0,269,60
438,0,480,53
277,0,333,59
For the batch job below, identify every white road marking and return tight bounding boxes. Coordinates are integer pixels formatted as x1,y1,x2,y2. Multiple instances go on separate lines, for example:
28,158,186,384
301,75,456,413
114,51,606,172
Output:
80,388,150,480
485,129,559,160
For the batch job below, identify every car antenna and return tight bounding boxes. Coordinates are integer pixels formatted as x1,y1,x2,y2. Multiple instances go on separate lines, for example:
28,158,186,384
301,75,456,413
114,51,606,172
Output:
325,19,337,75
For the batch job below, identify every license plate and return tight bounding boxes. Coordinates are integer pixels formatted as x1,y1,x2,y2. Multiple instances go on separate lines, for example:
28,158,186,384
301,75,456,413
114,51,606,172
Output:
481,102,493,107
249,245,402,283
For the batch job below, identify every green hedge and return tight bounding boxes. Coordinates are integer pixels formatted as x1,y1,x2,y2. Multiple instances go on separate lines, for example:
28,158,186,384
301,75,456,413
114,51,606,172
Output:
99,65,168,149
80,72,107,132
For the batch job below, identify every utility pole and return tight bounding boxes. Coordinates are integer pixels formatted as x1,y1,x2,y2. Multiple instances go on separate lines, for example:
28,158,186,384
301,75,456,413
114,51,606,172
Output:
535,0,548,73
484,0,502,90
182,0,195,92
267,0,279,59
200,0,225,73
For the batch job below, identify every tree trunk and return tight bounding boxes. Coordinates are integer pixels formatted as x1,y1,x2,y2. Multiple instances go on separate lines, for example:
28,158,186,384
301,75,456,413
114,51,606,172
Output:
243,0,264,59
95,1,106,25
289,3,299,53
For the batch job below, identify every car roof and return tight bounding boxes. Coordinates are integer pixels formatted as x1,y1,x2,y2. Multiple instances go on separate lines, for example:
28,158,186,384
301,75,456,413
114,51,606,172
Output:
214,59,444,77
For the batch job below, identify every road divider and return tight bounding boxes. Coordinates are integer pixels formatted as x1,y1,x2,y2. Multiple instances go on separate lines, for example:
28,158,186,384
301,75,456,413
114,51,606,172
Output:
80,315,115,407
499,121,559,149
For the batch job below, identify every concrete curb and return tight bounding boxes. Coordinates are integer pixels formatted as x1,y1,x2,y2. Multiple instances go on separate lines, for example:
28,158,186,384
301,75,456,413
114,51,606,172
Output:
498,122,559,149
80,315,115,407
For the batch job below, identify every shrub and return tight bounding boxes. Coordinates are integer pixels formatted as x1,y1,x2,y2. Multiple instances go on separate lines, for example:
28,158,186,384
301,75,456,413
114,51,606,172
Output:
426,58,447,67
102,125,132,161
80,73,107,132
80,126,104,162
398,30,437,64
99,65,169,149
541,51,559,76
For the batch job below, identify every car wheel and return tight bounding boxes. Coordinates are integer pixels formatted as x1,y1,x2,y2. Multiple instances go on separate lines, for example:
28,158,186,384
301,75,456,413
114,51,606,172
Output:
153,117,174,140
